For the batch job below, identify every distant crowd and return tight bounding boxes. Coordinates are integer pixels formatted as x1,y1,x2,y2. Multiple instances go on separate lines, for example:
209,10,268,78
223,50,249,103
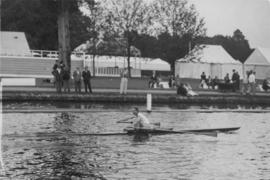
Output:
199,69,241,92
51,61,130,95
199,69,258,95
51,61,92,93
148,69,270,96
51,61,270,96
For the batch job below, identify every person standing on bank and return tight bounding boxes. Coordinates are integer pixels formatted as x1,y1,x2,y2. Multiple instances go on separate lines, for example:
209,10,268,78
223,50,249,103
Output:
242,71,249,95
120,67,129,95
52,65,63,93
248,70,256,95
82,66,93,93
73,67,82,93
62,66,70,93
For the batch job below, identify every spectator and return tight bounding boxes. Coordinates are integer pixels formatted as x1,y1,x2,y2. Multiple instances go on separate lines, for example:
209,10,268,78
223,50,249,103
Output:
212,76,219,89
241,71,249,95
73,67,82,93
62,67,70,93
248,70,256,95
200,72,207,88
206,75,213,89
149,74,157,88
262,78,270,91
184,83,198,96
232,70,240,91
53,60,58,70
52,65,63,93
59,60,65,69
224,73,230,84
120,67,129,95
175,74,181,87
177,83,188,96
82,66,93,93
156,74,161,88
168,75,175,88
235,71,240,90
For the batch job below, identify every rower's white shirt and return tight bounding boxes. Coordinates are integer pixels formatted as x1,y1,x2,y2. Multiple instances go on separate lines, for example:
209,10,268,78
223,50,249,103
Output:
137,113,150,125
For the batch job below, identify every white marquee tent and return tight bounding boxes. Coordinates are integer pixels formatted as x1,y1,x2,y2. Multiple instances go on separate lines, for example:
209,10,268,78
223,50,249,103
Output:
244,47,270,79
83,55,170,77
175,45,243,79
84,55,170,71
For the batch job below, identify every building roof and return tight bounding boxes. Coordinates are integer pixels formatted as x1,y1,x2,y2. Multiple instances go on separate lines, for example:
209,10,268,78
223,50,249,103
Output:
0,31,31,56
177,44,241,64
245,47,270,65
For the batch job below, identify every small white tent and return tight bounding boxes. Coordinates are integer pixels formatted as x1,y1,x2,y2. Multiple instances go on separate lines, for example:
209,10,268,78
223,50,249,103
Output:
244,47,270,79
175,45,243,79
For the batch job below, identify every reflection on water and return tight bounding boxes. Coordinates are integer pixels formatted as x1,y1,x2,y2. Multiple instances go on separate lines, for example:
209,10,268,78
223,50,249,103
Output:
1,105,270,179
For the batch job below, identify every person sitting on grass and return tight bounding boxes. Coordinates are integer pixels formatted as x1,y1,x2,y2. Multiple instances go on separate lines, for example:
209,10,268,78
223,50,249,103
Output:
184,83,198,96
262,78,270,91
224,73,230,84
177,83,188,96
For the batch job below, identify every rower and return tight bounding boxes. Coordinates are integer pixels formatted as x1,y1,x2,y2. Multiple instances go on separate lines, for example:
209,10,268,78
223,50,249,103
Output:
132,107,153,129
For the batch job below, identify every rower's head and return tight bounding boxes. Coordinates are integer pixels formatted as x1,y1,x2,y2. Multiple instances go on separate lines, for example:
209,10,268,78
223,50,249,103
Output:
133,107,139,116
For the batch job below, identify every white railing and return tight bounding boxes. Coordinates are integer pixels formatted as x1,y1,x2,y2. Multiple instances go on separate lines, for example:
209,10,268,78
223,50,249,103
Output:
94,67,141,77
0,49,86,59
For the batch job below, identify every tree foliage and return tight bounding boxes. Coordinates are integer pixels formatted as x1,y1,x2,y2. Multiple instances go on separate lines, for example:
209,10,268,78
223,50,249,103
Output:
149,0,206,71
195,29,253,63
1,0,92,50
151,0,206,37
101,0,153,76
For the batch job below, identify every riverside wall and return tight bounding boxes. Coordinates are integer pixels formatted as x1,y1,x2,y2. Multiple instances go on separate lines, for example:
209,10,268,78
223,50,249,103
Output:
2,90,270,106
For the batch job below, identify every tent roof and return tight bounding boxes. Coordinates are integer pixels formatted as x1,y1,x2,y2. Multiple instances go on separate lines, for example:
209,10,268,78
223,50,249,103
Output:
245,47,270,65
0,31,31,56
177,44,241,64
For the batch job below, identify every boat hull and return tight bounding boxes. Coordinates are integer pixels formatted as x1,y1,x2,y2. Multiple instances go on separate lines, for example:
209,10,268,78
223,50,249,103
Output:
124,127,240,135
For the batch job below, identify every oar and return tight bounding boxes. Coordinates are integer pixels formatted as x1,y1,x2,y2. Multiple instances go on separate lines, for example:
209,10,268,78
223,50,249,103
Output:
187,131,218,137
116,117,135,123
117,121,161,127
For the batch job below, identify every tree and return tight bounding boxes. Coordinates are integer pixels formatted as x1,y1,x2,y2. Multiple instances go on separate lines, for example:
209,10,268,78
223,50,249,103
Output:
57,0,94,71
81,0,108,76
101,0,153,76
1,0,59,50
229,29,253,63
151,0,206,72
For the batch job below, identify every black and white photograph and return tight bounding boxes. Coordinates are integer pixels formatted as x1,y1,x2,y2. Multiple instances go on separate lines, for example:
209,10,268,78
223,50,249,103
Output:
0,0,270,179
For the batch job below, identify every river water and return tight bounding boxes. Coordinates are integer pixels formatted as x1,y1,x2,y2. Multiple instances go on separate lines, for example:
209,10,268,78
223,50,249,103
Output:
1,103,270,180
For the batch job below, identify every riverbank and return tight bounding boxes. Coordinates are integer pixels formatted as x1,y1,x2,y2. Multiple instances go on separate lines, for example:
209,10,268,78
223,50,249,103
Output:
2,86,270,105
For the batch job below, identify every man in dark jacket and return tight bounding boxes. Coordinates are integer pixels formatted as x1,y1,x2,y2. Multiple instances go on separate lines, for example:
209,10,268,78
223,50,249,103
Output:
73,67,82,93
52,65,63,93
62,67,70,93
82,66,93,93
232,69,240,91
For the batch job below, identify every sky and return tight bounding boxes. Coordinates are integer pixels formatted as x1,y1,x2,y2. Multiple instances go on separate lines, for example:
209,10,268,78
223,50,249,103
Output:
190,0,270,48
